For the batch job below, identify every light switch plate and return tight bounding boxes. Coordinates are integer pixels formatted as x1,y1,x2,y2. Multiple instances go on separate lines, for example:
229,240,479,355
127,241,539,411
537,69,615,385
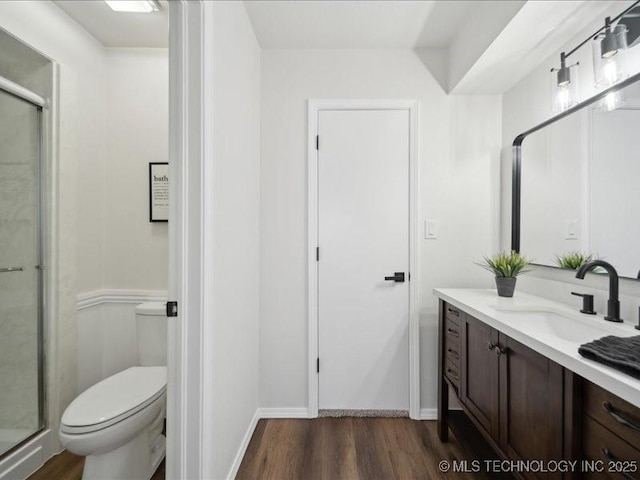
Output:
425,220,437,239
566,220,578,240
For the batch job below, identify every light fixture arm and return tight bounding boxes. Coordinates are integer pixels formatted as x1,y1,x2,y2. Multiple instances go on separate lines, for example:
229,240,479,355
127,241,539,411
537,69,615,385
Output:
563,1,640,60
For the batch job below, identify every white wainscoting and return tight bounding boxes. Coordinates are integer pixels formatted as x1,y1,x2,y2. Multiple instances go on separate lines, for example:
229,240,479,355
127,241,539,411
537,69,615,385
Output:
76,290,167,393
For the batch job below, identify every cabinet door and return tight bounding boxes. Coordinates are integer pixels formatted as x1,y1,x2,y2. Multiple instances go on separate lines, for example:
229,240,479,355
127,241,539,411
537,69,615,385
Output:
499,334,564,479
460,313,500,441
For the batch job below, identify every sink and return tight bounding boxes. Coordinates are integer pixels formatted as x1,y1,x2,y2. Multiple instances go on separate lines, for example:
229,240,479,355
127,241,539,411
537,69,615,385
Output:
507,311,614,343
488,303,622,344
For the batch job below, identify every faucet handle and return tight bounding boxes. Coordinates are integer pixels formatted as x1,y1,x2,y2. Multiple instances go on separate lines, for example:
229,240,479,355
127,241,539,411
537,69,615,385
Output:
571,292,596,315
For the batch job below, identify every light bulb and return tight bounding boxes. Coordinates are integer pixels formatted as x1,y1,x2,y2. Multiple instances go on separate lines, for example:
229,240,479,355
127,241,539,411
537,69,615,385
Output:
556,86,571,111
603,59,618,85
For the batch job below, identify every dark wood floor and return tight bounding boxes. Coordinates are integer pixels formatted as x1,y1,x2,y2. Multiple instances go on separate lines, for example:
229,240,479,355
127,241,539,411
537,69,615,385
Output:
26,451,164,480
236,415,512,480
26,415,506,479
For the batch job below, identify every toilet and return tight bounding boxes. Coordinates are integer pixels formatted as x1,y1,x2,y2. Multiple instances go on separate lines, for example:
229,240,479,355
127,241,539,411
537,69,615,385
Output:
60,302,167,480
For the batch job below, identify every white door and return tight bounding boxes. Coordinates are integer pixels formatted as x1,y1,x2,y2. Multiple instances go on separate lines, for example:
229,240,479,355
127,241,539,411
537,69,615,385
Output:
318,109,410,411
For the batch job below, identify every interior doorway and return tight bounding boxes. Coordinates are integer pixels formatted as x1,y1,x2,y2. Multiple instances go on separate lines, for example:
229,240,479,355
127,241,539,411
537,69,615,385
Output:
308,100,421,419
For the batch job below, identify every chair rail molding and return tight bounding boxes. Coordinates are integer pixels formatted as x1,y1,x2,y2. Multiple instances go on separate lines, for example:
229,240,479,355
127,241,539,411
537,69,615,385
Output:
76,290,168,310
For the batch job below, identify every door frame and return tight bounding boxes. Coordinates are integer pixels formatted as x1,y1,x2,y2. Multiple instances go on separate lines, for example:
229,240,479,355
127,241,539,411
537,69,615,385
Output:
167,1,216,478
307,99,421,420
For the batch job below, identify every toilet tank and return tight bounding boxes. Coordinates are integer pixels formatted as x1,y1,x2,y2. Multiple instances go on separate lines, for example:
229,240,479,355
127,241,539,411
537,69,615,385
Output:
135,302,167,366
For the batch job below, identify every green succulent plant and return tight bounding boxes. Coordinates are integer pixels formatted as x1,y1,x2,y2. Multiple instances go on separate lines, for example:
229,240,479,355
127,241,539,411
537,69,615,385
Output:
477,251,531,278
554,251,596,270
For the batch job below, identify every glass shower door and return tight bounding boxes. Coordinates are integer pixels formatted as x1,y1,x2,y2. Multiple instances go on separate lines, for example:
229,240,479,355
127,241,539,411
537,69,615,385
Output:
0,88,44,456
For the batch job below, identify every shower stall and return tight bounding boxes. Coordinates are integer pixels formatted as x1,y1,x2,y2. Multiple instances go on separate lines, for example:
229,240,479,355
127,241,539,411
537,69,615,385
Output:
0,76,46,457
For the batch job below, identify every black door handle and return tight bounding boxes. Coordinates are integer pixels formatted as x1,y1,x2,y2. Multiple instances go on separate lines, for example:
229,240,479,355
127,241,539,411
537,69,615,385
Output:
384,272,405,283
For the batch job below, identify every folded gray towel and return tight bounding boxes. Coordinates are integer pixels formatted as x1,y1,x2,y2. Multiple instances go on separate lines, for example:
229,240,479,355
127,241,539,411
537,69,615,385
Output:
578,335,640,379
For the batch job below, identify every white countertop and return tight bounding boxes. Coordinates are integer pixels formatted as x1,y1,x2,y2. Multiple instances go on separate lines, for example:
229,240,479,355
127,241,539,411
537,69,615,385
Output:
434,288,640,407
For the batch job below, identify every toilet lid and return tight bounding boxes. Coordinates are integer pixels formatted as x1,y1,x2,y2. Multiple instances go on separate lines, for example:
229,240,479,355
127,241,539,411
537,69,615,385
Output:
61,366,166,434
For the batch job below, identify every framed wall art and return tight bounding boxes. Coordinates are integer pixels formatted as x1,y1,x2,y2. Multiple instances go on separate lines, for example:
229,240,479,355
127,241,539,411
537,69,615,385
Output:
149,162,169,222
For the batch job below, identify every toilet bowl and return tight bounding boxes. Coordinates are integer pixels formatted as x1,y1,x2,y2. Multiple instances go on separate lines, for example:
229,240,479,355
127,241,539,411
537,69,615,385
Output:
60,302,167,480
60,367,166,480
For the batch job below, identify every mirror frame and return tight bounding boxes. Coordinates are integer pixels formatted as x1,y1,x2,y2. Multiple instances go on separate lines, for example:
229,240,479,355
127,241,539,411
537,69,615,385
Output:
511,70,640,277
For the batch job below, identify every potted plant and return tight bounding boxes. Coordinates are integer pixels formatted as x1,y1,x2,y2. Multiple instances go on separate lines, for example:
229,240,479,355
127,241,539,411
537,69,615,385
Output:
554,251,596,270
478,251,531,297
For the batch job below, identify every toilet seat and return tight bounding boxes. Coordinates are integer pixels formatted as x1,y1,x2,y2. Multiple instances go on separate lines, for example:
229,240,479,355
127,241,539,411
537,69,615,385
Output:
61,366,166,435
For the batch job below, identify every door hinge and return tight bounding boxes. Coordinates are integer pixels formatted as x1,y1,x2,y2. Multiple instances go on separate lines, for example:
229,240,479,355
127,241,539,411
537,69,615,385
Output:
316,135,319,151
316,246,320,261
317,358,320,373
408,272,411,281
166,301,178,317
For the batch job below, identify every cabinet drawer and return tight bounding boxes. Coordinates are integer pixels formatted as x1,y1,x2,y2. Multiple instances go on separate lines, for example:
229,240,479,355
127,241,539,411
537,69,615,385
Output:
584,381,640,449
444,317,461,343
444,334,461,366
444,358,460,388
444,304,462,325
583,415,640,480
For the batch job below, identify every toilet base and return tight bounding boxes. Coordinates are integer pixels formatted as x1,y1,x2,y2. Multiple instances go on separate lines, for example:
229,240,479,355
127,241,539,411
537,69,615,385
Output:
81,430,166,480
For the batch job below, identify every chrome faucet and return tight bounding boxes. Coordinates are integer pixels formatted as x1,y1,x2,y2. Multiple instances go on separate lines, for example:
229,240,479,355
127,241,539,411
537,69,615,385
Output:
575,260,622,323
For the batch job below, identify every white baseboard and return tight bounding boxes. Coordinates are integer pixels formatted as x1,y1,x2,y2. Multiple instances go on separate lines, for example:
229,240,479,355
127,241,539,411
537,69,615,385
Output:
419,408,437,420
226,409,260,480
258,407,309,419
77,289,168,310
0,430,55,480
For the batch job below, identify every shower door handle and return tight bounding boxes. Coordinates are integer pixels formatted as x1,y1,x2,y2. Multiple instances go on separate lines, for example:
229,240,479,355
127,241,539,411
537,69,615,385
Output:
0,266,23,273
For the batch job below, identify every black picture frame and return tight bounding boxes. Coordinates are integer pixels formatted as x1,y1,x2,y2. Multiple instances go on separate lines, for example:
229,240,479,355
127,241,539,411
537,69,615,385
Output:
149,162,169,222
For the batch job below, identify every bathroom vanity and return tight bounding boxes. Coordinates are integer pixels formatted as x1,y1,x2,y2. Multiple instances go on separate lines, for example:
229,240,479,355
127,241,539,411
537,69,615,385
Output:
436,289,640,480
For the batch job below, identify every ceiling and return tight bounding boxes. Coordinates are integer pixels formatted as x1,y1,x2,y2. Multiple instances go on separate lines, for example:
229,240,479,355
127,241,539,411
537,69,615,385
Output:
243,0,477,49
49,0,626,95
54,0,169,48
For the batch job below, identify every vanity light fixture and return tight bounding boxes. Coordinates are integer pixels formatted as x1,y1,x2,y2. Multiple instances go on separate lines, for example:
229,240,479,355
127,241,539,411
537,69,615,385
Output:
601,17,620,58
104,0,160,13
546,2,640,113
592,17,629,89
551,52,579,112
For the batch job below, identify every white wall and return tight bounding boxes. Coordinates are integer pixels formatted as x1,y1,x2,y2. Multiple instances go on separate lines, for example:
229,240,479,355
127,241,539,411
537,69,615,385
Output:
259,49,502,412
77,302,139,392
502,2,640,312
104,49,169,291
210,2,261,479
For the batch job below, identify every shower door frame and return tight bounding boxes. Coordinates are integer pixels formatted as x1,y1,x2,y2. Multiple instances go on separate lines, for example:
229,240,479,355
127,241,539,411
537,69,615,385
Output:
0,75,47,459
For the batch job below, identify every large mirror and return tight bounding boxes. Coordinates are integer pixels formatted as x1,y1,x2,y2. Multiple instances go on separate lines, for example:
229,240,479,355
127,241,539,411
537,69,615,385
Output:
513,72,640,280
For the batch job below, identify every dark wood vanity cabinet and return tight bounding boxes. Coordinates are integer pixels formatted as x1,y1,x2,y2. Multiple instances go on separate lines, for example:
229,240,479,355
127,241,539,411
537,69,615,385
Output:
498,334,565,477
438,298,640,479
459,312,500,441
438,300,567,479
581,381,640,479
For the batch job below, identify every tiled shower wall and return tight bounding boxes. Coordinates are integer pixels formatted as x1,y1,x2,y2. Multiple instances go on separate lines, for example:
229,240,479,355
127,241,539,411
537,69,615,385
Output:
0,90,40,432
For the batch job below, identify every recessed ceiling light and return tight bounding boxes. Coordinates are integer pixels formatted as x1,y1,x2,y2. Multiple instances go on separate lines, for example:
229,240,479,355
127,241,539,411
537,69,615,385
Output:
104,1,160,13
